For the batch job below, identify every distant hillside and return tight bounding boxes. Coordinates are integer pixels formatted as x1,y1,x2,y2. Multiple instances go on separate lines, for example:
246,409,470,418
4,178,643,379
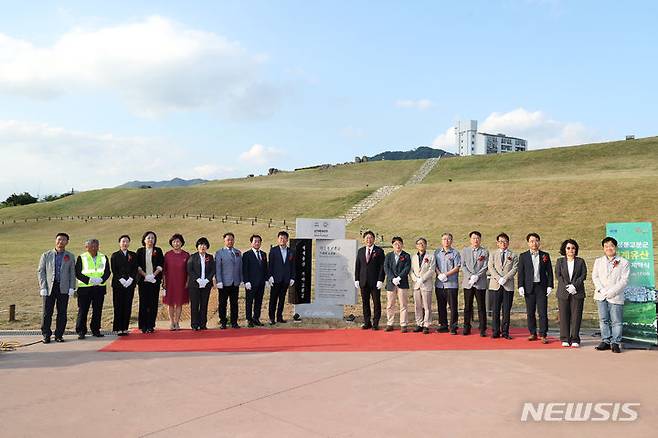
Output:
116,177,209,189
367,146,454,161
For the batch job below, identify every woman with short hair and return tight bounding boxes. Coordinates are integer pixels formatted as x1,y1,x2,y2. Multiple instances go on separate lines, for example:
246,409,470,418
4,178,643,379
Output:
136,231,164,333
555,239,587,347
163,233,190,331
111,235,139,335
187,237,217,330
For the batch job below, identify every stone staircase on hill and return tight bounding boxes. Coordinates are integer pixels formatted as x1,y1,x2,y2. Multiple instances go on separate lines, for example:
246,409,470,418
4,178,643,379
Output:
341,156,441,224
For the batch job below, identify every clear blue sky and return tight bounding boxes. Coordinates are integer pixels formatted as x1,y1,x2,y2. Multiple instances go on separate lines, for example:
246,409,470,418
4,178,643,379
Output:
1,0,656,198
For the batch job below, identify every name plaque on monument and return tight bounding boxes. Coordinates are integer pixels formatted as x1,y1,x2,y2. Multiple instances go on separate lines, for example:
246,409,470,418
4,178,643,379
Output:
296,218,346,240
315,239,357,305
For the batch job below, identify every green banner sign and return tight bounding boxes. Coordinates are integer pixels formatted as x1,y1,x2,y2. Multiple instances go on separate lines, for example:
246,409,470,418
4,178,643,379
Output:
605,222,657,345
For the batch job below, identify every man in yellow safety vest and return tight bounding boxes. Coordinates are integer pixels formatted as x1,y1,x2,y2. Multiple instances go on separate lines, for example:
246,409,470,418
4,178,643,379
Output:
74,238,111,339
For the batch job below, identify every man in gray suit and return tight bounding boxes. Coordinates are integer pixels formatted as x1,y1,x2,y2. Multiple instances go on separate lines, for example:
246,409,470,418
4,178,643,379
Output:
488,233,519,339
461,231,489,336
37,232,76,343
215,232,243,329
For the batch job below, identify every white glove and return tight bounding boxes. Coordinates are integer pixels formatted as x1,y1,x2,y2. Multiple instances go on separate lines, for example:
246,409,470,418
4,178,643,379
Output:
546,287,553,297
217,282,224,289
90,277,103,285
68,288,75,296
161,288,167,297
392,277,401,286
268,276,274,286
497,277,506,286
376,281,383,290
144,274,156,283
119,278,127,288
289,279,295,287
197,278,209,288
519,287,525,297
354,280,360,289
469,274,479,284
125,277,133,288
415,278,423,288
438,273,448,283
566,284,577,295
245,282,252,290
239,282,244,288
40,288,48,296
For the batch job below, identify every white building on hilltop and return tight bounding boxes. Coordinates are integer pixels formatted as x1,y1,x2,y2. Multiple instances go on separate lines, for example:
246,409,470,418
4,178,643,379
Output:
455,120,528,156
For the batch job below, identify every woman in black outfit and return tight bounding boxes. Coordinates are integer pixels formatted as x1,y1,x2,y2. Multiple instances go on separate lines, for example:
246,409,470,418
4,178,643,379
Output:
136,231,164,333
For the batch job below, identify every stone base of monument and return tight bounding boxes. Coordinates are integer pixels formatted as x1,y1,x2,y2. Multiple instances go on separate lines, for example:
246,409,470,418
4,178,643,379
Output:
294,303,344,319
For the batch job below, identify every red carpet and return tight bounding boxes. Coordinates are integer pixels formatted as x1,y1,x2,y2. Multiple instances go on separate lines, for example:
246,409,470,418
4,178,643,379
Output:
99,328,562,353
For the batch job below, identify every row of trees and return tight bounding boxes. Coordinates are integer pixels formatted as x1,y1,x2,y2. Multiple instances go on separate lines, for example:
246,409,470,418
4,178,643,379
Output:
1,191,73,207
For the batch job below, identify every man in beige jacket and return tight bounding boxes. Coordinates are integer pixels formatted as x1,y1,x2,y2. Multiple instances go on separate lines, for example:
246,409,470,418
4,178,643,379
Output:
488,233,519,339
410,238,435,334
592,236,630,353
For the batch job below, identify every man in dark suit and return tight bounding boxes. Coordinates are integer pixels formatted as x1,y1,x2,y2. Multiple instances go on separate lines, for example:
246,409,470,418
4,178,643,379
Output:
383,236,412,332
242,234,268,327
354,230,385,330
110,235,139,336
518,232,554,343
268,231,295,324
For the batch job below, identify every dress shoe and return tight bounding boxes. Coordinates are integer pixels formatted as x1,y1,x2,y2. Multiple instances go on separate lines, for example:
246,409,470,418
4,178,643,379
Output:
385,325,394,332
463,328,471,336
541,337,549,344
423,328,430,334
449,329,457,335
269,320,276,326
220,324,228,329
92,332,105,338
400,327,408,333
561,342,570,347
595,342,611,350
141,329,148,334
78,333,86,340
480,332,487,337
254,320,264,326
117,332,127,337
571,342,580,348
437,326,449,333
413,326,423,333
248,321,255,328
371,324,379,331
503,334,513,340
54,337,65,343
147,328,155,333
231,324,240,329
200,326,208,330
492,334,500,339
193,327,200,331
528,334,538,341
277,319,287,324
361,323,372,330
43,336,51,344
611,343,621,353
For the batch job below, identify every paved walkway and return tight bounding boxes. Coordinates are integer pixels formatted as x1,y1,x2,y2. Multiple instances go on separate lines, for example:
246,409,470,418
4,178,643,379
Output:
0,333,656,437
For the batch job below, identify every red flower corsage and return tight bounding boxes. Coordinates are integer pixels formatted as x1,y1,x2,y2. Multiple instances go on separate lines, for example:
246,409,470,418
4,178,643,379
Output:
153,250,158,256
542,255,548,263
63,255,70,262
128,254,132,262
612,259,620,268
424,257,430,263
507,256,513,261
400,255,406,261
289,255,294,261
477,255,485,262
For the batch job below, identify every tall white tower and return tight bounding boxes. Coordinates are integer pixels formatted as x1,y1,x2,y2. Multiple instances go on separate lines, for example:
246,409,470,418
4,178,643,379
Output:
455,120,478,156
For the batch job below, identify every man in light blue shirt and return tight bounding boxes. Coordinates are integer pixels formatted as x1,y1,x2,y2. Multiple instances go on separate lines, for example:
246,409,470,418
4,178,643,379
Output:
215,232,243,329
434,233,461,334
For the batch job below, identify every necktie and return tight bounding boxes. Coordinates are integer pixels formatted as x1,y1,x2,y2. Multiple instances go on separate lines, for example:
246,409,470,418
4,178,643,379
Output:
366,248,371,263
256,250,261,262
501,251,505,266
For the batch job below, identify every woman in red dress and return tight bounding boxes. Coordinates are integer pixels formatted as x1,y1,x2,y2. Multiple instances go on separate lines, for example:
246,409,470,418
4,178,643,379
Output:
163,233,190,330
